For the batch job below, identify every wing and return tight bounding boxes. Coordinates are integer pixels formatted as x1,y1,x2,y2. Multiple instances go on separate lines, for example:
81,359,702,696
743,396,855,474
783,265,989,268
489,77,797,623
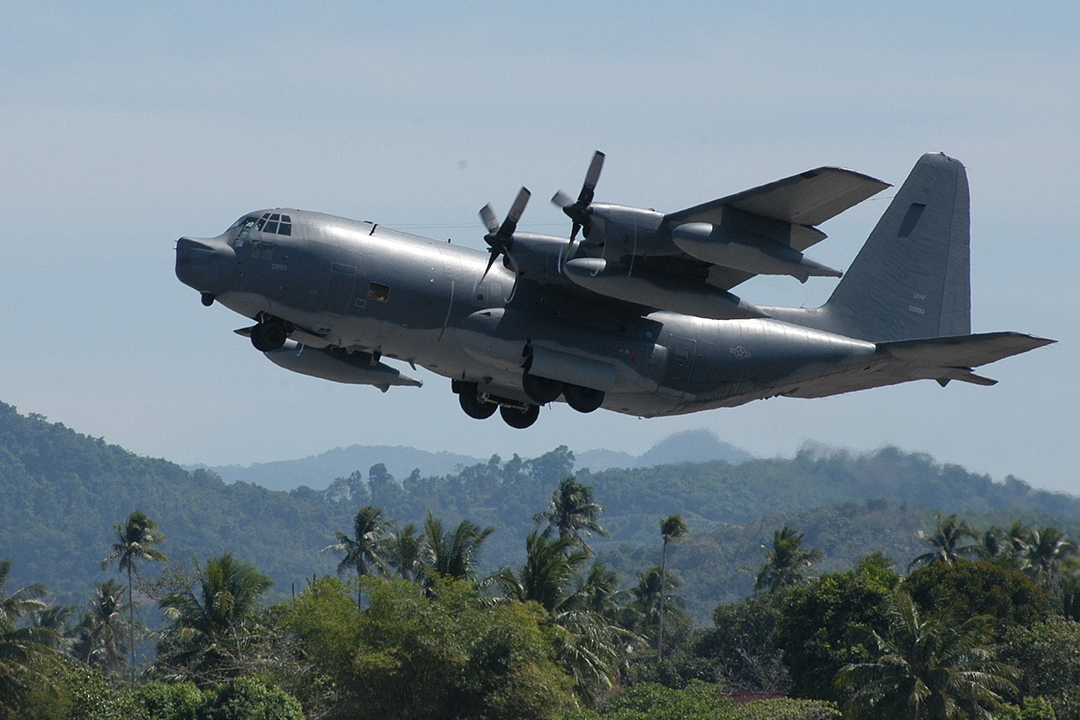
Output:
550,166,889,321
660,167,890,292
666,166,891,248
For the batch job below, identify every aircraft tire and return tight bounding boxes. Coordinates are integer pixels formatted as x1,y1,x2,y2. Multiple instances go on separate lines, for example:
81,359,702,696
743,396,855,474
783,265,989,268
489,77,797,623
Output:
522,373,564,404
564,385,604,413
251,319,288,352
458,383,498,420
500,403,540,429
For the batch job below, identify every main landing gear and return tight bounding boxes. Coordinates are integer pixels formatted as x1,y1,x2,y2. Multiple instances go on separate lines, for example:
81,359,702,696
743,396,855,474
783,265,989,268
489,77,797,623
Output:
454,380,542,429
453,377,606,429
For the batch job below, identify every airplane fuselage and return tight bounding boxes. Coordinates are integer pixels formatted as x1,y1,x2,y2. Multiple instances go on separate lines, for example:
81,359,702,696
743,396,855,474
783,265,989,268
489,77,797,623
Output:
176,153,1049,429
178,208,875,419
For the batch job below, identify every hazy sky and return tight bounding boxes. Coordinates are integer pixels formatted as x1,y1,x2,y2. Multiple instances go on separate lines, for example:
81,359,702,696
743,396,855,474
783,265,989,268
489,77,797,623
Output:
1,3,1076,493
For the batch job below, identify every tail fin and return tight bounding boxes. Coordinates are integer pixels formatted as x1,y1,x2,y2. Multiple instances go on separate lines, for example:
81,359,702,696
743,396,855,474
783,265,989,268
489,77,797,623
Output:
824,153,971,342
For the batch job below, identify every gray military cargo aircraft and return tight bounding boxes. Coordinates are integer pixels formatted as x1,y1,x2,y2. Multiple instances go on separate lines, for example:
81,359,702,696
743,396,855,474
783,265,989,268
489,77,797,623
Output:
176,152,1052,429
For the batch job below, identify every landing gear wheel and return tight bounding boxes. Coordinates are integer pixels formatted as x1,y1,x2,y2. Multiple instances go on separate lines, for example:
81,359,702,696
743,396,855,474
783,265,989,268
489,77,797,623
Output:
522,373,564,404
251,319,288,351
458,382,498,420
564,385,604,413
500,403,540,429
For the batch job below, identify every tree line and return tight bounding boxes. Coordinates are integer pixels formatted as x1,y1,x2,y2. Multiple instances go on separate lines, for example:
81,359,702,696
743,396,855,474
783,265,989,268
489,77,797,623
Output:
4,475,1080,720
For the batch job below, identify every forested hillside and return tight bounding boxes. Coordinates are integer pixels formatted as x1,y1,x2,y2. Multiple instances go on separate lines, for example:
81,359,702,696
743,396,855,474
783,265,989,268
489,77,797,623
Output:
2,399,1078,618
5,399,1080,720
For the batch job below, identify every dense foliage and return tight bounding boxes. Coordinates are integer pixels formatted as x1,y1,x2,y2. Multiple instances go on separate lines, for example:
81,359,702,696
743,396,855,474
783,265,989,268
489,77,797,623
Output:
4,401,1080,719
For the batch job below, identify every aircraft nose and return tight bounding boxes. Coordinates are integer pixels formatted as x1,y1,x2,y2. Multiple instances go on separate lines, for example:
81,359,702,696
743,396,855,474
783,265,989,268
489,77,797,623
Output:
175,236,234,295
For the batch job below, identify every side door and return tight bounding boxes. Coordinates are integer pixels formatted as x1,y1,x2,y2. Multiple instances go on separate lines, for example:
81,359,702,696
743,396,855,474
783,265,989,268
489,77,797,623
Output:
320,261,359,318
659,335,697,398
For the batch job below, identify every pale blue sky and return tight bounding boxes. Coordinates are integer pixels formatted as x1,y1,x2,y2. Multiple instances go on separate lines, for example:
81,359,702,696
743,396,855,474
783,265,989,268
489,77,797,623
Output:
1,3,1075,492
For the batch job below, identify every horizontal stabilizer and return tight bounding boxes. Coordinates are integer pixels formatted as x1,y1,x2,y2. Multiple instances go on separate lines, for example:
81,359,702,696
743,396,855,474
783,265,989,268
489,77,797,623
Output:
667,167,890,230
877,332,1055,369
777,331,1051,400
945,372,997,387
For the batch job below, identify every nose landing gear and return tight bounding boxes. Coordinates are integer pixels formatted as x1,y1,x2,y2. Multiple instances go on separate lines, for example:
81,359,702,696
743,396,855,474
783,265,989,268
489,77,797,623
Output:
250,317,289,352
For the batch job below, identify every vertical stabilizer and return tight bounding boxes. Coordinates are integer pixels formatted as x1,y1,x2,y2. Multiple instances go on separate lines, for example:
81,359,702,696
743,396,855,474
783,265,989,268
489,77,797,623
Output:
824,153,971,342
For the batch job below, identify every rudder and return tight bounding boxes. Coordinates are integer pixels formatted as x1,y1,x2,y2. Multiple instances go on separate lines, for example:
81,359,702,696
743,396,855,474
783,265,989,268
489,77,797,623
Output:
824,153,971,342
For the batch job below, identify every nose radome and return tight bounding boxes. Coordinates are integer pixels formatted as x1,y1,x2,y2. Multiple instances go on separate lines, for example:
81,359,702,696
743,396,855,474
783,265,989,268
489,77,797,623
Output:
177,236,216,253
176,236,235,255
175,236,233,294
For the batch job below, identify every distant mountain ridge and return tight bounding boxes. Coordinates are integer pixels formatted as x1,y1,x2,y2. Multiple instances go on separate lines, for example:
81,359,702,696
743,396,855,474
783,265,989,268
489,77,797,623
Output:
580,429,755,471
195,429,755,490
192,446,485,491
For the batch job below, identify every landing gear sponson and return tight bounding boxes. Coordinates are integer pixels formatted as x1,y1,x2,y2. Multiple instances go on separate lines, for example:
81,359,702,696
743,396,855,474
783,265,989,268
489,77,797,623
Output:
452,378,604,429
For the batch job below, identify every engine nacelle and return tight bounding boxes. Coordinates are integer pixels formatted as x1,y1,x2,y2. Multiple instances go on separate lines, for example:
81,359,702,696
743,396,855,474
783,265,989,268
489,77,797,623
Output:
563,257,767,320
583,204,677,257
502,232,574,284
672,215,841,282
264,340,422,392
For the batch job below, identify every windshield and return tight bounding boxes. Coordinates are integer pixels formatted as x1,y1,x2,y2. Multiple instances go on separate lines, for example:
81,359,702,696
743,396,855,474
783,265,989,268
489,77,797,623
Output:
228,216,259,246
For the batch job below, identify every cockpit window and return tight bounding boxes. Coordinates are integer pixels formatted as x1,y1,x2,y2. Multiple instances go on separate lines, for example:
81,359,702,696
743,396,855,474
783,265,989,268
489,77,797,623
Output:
255,212,292,236
229,216,259,246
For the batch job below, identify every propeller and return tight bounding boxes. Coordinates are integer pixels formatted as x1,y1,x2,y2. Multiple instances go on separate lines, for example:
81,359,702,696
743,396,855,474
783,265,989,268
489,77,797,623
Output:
551,150,605,252
478,186,530,282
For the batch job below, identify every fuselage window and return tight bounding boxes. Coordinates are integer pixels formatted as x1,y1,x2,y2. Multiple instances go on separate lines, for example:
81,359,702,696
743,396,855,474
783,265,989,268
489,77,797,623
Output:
264,221,280,234
368,282,391,302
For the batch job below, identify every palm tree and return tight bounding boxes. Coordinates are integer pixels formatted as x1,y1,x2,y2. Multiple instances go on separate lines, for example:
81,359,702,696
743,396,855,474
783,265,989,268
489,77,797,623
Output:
575,563,625,620
977,526,1017,568
755,526,822,594
0,558,57,717
420,513,494,583
657,514,689,660
908,513,980,570
499,531,589,612
325,505,389,606
385,522,423,582
534,477,610,551
101,510,167,688
157,553,273,684
498,531,632,704
836,592,1017,720
73,580,131,675
1021,526,1078,589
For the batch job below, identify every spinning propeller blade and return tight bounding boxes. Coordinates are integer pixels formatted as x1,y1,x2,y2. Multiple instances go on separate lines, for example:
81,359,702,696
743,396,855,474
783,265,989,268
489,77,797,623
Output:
551,150,604,251
477,186,530,282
